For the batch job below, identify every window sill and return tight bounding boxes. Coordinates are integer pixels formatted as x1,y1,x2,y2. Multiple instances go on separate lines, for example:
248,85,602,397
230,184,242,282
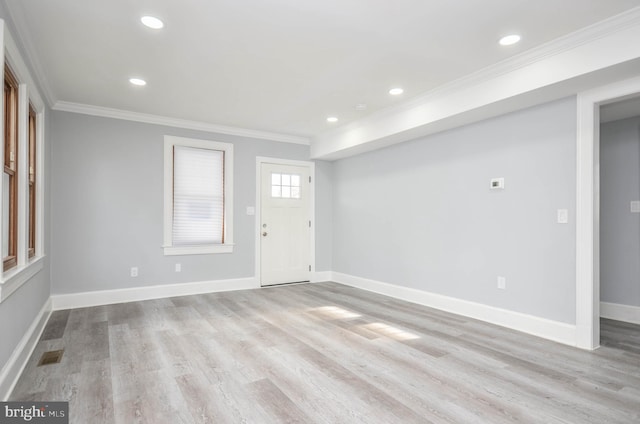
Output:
163,244,234,256
0,255,45,303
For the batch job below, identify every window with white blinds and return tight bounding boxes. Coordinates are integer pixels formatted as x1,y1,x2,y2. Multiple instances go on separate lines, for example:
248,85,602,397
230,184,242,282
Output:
163,136,234,255
172,146,224,245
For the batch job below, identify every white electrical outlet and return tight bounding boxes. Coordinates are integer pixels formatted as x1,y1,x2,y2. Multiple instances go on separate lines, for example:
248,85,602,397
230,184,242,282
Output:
175,263,181,272
557,209,569,224
130,267,138,277
631,201,640,213
246,206,255,216
490,178,505,190
497,276,506,290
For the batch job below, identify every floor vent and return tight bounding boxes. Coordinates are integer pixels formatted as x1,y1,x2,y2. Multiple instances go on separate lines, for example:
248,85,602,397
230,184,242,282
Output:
37,349,64,366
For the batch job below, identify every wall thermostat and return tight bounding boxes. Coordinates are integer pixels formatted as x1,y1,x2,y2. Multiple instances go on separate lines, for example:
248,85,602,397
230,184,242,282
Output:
490,178,505,190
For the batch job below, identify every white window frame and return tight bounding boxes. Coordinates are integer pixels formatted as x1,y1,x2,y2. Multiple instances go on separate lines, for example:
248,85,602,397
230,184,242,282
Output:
163,135,234,255
0,21,46,303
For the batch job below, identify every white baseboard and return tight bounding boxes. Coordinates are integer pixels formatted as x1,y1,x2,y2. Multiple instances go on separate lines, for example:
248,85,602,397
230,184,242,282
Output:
51,277,259,310
311,271,333,283
332,272,577,347
601,301,640,325
0,298,52,401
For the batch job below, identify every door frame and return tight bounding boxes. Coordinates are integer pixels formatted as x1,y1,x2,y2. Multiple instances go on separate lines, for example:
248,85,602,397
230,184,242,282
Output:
576,75,640,349
255,157,315,287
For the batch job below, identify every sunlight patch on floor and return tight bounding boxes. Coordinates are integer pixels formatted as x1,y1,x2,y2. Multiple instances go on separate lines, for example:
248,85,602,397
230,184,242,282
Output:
313,306,361,319
363,322,420,340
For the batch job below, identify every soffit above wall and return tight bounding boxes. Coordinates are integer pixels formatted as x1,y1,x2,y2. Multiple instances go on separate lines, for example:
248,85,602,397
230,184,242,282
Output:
312,9,640,160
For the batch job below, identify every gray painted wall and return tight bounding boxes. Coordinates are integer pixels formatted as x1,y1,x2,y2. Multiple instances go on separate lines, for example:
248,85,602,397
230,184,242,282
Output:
332,97,577,324
0,269,50,372
0,8,51,376
600,116,640,307
314,160,333,272
50,111,331,294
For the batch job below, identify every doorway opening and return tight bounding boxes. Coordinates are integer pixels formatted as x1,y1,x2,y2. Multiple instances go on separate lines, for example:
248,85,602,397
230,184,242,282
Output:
598,96,640,351
576,76,640,349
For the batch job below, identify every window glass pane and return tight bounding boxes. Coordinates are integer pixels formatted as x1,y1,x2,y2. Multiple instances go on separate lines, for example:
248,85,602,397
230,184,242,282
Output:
3,66,18,268
27,188,31,236
172,146,224,245
2,172,8,255
28,106,36,255
270,173,302,199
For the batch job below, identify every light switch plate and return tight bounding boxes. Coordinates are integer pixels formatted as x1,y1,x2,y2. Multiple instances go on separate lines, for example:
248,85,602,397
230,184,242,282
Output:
246,206,255,216
557,209,569,224
631,201,640,213
497,276,506,290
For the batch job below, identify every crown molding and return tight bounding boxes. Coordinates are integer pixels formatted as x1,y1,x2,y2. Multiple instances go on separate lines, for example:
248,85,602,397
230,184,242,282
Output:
53,101,311,145
316,6,640,144
3,1,57,107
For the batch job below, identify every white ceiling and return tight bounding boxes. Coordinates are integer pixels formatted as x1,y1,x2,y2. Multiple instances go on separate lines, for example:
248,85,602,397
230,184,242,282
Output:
6,0,640,139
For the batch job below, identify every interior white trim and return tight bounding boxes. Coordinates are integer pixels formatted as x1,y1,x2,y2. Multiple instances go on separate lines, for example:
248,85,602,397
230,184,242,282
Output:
0,21,47,303
332,272,578,347
255,157,315,287
7,25,49,258
162,244,234,256
0,297,51,401
51,277,259,310
312,7,640,160
0,257,44,303
576,75,640,350
53,101,311,145
34,108,45,258
163,136,234,256
601,302,640,325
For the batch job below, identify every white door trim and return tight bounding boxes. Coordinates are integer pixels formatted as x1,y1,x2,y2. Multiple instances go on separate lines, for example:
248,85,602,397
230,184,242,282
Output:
576,75,640,350
255,157,315,286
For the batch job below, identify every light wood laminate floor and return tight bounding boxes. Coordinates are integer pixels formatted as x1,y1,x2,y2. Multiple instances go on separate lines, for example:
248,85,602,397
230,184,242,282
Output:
10,282,640,423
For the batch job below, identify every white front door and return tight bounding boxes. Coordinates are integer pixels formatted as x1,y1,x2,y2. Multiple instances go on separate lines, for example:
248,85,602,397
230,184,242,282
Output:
260,162,311,286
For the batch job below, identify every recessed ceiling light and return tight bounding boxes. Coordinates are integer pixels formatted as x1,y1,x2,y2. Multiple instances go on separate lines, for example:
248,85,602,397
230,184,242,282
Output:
389,88,404,95
499,34,521,46
327,116,338,123
129,78,147,86
141,16,164,29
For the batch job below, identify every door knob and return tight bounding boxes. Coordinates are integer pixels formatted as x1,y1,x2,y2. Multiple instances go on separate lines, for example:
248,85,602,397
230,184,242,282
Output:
262,231,268,237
